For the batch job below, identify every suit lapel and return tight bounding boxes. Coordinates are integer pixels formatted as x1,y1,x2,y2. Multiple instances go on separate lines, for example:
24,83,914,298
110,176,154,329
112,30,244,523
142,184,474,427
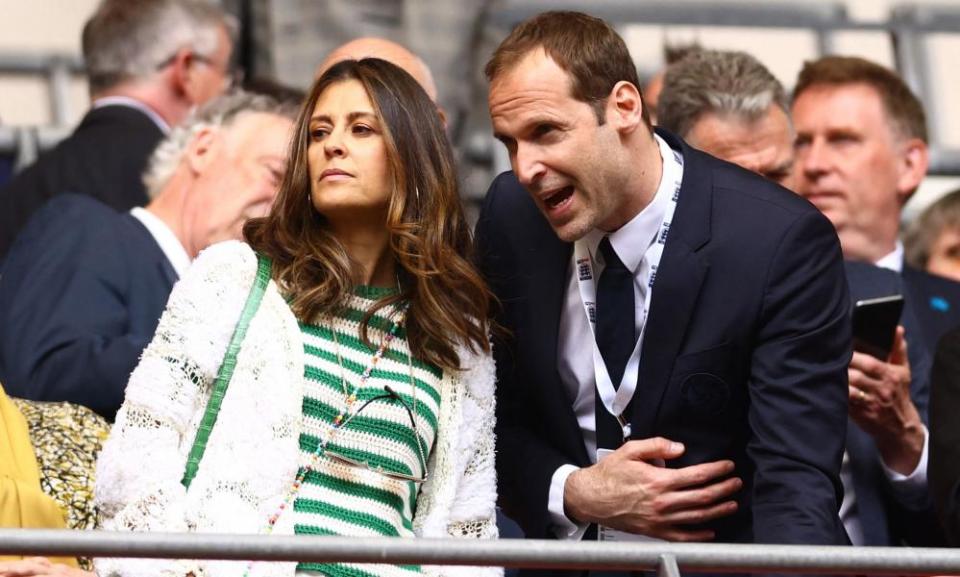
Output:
632,131,712,438
530,232,592,463
156,255,178,288
123,212,179,289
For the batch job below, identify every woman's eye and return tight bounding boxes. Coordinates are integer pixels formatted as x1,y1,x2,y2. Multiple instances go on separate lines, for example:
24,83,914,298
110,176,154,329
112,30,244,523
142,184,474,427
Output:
310,128,328,140
353,124,373,135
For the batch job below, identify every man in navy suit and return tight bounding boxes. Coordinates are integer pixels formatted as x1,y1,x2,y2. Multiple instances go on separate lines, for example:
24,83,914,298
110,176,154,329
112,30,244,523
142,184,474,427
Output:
476,12,850,573
0,92,294,420
0,0,237,262
657,49,942,547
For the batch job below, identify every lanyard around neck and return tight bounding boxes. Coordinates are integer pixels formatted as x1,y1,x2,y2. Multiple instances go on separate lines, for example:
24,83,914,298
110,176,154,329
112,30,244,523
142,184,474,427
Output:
572,136,683,439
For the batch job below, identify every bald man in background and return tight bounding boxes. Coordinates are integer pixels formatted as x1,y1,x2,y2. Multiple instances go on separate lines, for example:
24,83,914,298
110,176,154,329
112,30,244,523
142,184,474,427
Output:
317,37,446,124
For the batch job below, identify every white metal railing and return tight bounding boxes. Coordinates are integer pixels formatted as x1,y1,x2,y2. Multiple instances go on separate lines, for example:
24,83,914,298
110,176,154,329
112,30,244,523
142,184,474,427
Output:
1,529,959,575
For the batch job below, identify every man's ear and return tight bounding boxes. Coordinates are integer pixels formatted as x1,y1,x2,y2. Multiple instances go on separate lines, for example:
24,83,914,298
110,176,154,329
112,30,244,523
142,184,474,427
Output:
896,137,929,205
185,126,220,175
167,48,194,98
606,81,644,134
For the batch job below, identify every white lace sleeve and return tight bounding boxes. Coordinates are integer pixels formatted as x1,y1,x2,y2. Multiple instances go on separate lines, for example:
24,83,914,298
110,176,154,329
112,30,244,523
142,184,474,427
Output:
94,242,258,577
441,348,501,577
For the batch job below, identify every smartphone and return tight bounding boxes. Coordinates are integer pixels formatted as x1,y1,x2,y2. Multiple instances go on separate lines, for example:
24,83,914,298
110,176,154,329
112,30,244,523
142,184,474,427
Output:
852,295,904,360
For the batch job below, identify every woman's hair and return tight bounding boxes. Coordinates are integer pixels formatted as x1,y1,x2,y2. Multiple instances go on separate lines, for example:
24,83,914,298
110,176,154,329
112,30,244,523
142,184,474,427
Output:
245,58,492,372
904,188,960,269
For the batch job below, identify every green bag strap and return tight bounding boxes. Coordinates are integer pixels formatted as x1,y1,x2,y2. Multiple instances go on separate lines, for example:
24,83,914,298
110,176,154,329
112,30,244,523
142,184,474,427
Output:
181,253,273,489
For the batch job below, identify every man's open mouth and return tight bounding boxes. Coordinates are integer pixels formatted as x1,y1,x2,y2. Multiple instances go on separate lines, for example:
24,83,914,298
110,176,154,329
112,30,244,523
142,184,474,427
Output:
544,186,574,209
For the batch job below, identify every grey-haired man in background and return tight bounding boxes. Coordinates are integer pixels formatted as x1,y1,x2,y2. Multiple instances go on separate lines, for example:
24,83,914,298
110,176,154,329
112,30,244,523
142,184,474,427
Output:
0,0,238,261
0,91,295,419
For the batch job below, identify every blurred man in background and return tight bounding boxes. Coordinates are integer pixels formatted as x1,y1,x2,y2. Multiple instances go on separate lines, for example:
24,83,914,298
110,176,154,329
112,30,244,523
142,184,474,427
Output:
0,0,237,261
316,36,446,125
792,56,960,354
0,91,295,420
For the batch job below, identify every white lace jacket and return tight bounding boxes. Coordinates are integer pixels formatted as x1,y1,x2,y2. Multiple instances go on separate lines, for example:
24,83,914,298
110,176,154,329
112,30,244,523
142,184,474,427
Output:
94,241,500,577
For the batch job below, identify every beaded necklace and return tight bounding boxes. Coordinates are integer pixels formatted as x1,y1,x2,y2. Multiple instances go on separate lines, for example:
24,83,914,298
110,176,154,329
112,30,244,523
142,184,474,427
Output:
242,302,417,577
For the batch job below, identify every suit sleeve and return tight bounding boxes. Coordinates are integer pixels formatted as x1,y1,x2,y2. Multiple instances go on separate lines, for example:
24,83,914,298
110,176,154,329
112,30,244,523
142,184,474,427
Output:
0,206,149,419
748,210,850,545
475,176,573,539
930,327,960,545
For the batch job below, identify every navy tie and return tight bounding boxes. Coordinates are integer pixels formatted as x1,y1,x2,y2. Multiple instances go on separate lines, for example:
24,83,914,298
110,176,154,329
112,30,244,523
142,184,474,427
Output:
595,236,635,451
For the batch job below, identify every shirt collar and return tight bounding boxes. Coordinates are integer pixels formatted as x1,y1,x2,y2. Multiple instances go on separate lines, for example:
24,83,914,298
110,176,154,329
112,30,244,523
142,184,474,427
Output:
130,207,191,277
92,96,171,134
875,241,904,273
588,134,682,273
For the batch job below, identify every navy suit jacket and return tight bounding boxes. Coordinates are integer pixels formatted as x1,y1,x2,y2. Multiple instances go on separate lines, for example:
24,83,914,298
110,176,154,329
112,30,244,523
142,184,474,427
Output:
843,261,942,546
476,130,851,554
0,104,164,262
930,325,960,545
902,265,960,351
0,194,177,420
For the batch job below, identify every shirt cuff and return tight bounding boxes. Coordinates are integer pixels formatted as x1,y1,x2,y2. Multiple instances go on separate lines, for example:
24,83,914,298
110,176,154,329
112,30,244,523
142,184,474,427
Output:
880,424,929,508
548,464,590,540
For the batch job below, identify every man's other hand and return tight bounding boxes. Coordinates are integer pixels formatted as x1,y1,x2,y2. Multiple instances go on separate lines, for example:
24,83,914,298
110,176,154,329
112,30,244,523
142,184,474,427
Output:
848,326,924,474
563,436,742,541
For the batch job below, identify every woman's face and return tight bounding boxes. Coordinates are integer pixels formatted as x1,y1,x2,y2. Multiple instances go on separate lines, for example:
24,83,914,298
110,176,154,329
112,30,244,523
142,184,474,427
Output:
308,79,392,222
927,225,960,283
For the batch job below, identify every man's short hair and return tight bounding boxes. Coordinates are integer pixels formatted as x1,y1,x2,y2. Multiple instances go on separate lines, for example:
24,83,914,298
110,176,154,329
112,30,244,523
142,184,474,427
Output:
793,55,928,143
485,10,648,127
82,0,238,94
664,42,703,65
142,90,297,199
657,49,787,139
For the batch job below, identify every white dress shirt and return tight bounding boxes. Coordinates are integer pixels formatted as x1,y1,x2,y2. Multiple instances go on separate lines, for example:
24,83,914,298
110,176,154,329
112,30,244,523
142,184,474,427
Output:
547,135,683,539
130,207,190,278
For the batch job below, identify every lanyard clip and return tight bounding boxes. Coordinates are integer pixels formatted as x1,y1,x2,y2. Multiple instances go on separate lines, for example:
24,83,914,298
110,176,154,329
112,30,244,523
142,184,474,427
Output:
616,414,632,442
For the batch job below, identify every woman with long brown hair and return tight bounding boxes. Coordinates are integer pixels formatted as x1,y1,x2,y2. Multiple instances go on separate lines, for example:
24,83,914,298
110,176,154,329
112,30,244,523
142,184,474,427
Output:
92,58,499,577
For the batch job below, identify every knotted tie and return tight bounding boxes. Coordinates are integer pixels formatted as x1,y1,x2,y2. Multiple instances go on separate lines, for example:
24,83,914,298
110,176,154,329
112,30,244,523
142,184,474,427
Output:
594,236,635,451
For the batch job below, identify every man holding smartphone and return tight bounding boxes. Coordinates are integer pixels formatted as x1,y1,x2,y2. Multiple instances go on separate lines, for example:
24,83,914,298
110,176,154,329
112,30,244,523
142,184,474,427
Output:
656,48,940,547
790,57,944,545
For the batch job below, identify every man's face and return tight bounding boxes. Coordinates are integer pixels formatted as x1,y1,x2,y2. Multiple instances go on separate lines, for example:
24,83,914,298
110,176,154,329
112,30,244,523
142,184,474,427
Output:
685,105,794,188
926,226,960,282
183,112,293,256
488,49,632,242
791,82,922,261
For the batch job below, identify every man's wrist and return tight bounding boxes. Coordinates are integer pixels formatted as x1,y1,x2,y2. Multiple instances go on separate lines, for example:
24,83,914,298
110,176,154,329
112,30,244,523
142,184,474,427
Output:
563,467,593,524
875,420,924,475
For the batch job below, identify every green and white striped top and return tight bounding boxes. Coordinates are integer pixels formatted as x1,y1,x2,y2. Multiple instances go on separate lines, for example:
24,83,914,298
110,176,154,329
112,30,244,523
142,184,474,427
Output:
294,286,442,577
